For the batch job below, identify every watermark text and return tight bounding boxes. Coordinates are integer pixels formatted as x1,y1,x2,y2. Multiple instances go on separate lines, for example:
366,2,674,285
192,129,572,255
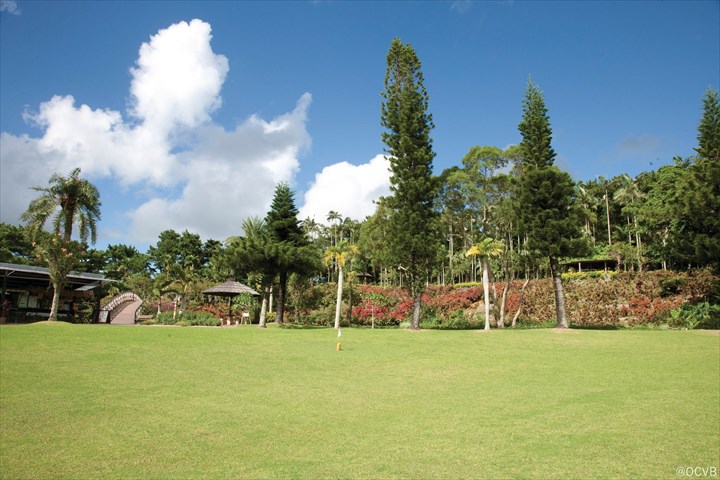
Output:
677,466,718,477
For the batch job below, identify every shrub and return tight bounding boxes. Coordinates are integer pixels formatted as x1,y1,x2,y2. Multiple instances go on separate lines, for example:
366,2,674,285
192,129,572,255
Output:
183,311,221,326
155,310,220,327
156,311,177,325
294,306,335,327
565,277,623,328
352,285,408,326
658,276,686,297
420,309,482,330
667,302,720,329
519,279,555,325
424,285,483,317
562,271,617,281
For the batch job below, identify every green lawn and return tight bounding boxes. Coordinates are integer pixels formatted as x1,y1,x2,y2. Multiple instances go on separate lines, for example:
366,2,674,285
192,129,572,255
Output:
1,323,718,479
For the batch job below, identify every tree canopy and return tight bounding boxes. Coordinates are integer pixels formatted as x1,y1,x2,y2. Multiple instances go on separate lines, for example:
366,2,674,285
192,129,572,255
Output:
21,167,101,244
380,37,441,329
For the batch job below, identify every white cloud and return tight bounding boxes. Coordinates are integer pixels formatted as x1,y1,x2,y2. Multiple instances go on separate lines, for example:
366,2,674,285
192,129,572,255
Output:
299,154,391,223
0,0,20,15
22,95,175,186
0,132,65,224
0,19,311,245
128,94,312,243
130,19,229,134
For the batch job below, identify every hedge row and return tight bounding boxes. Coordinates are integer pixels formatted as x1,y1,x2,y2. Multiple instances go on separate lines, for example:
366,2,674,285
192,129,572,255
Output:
329,269,719,329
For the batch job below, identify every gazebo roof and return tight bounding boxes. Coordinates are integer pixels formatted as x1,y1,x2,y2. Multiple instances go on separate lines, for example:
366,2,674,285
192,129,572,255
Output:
202,280,260,297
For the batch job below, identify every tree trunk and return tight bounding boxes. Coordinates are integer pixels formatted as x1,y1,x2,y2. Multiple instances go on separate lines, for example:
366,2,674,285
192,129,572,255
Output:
498,280,509,328
258,286,270,328
511,278,530,328
605,189,612,245
63,206,75,243
49,281,61,321
334,267,344,329
549,256,568,328
633,214,643,272
411,289,422,330
448,223,454,283
482,258,491,330
276,272,286,324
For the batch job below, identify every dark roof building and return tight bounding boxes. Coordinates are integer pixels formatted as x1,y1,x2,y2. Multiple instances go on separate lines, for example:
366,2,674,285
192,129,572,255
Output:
1,262,112,323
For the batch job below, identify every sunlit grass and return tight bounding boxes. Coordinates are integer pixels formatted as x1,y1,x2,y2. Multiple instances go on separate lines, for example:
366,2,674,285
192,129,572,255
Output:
1,323,718,479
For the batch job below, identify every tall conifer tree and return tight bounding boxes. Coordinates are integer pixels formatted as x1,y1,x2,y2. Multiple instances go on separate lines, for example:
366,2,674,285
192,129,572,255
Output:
686,87,720,271
695,87,720,163
264,182,316,324
380,38,441,330
515,79,585,328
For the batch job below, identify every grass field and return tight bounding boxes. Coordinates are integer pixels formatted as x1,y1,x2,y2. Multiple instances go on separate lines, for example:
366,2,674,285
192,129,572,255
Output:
1,322,718,479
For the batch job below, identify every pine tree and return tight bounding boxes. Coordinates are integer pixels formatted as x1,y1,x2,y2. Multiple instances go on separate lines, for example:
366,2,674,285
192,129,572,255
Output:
518,80,556,168
380,38,441,330
695,87,720,163
515,79,586,328
264,183,317,323
686,87,720,271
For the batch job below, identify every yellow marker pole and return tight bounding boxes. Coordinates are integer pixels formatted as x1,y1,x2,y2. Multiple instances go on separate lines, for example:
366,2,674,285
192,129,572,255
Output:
336,327,342,351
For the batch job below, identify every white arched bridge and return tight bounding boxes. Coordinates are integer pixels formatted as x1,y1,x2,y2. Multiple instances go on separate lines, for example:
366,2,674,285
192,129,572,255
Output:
99,291,143,325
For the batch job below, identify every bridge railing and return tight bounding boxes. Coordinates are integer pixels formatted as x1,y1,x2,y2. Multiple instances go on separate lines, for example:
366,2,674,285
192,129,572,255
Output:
99,292,143,323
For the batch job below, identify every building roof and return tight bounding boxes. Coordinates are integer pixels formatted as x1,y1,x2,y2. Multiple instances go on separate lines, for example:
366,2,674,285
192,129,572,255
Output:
0,262,112,291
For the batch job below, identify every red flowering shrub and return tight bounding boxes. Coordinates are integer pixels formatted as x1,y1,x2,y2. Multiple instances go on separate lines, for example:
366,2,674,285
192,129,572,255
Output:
424,285,483,316
352,285,408,326
299,270,719,328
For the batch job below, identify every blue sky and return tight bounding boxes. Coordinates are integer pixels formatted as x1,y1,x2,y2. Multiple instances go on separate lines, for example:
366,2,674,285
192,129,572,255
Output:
1,0,718,251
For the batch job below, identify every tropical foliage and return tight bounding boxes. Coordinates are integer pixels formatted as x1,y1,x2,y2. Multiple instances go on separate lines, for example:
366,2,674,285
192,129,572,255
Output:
5,43,718,330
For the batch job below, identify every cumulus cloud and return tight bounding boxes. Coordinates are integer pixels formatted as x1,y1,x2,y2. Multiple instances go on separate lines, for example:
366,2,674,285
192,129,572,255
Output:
130,19,229,134
128,93,312,243
0,19,310,245
21,95,175,186
299,154,391,223
0,0,20,15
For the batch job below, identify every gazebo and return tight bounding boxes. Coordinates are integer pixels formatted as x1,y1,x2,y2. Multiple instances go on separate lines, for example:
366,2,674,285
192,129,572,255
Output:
202,280,260,324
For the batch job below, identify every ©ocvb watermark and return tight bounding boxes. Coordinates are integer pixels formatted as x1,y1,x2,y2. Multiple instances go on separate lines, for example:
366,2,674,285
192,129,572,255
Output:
676,466,718,477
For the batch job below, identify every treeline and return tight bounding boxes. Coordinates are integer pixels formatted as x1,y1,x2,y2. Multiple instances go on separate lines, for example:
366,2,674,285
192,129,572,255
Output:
2,85,718,325
3,38,717,328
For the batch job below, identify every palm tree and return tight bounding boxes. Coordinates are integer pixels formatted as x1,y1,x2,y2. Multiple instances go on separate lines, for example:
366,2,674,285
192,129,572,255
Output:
236,217,276,328
21,168,101,321
597,176,613,246
301,217,321,240
326,210,342,246
324,241,359,329
21,167,101,243
151,274,180,317
466,237,504,330
576,184,599,243
614,174,644,270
